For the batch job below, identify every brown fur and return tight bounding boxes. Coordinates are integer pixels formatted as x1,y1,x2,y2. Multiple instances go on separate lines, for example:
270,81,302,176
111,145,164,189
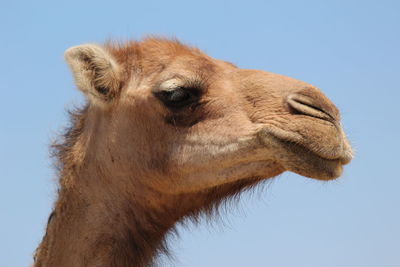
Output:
34,38,352,267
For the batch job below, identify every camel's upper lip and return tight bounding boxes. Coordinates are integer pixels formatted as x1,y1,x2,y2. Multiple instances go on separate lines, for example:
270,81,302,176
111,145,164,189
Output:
258,125,353,164
279,138,352,165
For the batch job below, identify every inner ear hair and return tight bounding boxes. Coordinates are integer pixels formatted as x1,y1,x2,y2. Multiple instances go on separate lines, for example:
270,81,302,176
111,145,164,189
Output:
64,44,121,105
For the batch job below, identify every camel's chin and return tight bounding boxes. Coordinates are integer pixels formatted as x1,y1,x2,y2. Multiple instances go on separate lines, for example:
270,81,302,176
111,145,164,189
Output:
288,158,344,181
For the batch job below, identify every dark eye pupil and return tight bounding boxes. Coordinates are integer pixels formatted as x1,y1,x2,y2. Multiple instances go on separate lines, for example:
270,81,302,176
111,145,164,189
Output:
169,89,190,103
155,87,201,110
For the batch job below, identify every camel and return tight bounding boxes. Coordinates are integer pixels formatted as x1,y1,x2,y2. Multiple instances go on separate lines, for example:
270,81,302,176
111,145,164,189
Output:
33,37,353,267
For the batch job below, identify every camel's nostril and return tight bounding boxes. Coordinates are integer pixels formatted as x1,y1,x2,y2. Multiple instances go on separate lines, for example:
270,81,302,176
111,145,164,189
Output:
287,94,336,122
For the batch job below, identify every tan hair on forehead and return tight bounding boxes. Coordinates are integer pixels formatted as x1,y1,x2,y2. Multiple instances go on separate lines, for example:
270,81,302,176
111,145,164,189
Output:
106,38,215,84
107,37,205,63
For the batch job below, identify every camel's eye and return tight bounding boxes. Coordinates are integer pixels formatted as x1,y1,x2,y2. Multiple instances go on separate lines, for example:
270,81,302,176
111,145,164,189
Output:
156,87,201,110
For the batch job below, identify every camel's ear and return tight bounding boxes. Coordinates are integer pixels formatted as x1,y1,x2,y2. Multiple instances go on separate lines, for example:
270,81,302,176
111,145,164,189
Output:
64,44,121,105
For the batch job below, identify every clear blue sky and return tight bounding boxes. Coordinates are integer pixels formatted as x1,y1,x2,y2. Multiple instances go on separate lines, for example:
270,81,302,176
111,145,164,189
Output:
1,0,399,266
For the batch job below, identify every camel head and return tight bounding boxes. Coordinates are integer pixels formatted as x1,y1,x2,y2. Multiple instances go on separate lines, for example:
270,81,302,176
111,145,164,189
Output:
64,38,353,196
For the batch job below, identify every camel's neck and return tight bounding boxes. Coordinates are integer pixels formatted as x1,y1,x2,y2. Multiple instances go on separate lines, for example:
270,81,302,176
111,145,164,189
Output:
33,107,182,267
34,174,176,267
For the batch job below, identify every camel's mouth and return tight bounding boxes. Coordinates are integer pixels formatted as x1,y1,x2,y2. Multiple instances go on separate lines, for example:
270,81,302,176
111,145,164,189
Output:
278,138,351,180
258,127,353,180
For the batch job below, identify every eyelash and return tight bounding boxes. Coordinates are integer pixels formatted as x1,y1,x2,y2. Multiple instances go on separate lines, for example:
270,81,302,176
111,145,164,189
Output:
156,87,201,110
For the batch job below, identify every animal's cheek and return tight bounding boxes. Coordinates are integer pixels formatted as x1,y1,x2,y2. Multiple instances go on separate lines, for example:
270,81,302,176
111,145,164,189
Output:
164,112,205,128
